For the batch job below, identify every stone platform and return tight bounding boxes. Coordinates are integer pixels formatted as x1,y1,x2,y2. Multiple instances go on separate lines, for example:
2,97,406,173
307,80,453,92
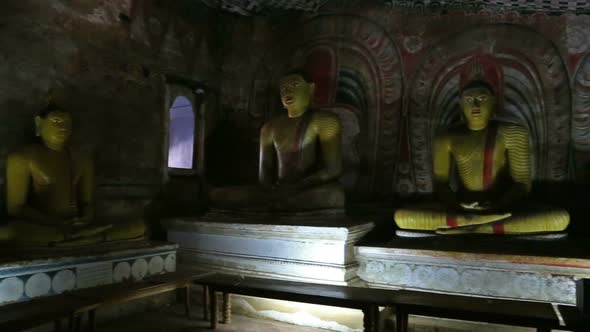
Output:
163,209,374,285
0,241,178,305
356,235,590,305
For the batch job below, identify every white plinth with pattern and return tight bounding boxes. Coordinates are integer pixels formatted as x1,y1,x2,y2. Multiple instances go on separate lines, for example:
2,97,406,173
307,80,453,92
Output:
355,242,590,305
164,210,374,285
0,241,178,305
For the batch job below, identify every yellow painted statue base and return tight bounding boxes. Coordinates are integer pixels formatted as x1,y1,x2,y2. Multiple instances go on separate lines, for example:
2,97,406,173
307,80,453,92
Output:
0,219,146,247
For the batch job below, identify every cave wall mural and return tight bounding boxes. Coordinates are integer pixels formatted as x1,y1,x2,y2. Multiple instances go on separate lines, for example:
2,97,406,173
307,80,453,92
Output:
407,25,571,194
4,1,589,217
213,6,590,209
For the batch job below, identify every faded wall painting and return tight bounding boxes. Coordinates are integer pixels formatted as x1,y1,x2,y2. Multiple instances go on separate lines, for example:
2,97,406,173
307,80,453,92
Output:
407,24,570,194
212,7,590,212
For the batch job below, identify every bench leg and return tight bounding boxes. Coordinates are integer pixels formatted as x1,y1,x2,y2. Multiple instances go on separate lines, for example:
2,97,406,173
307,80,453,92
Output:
222,293,231,324
185,285,191,318
88,310,96,332
362,305,378,332
373,306,380,332
54,319,62,332
396,306,408,332
210,289,218,330
74,314,82,332
203,285,210,321
68,313,75,332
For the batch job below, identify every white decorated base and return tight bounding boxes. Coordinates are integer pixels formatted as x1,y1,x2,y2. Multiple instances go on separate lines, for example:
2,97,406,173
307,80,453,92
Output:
356,242,590,304
164,210,374,285
0,241,178,305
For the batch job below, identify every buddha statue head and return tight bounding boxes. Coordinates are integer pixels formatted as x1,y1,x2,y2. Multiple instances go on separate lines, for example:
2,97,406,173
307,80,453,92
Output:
460,80,497,131
35,104,72,151
279,70,315,118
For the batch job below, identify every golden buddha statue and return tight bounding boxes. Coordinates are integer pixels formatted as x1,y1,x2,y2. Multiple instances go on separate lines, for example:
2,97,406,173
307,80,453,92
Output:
209,70,345,211
0,104,146,246
395,80,570,235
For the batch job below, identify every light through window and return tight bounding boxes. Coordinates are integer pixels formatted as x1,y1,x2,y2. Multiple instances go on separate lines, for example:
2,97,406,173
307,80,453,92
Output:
167,96,194,169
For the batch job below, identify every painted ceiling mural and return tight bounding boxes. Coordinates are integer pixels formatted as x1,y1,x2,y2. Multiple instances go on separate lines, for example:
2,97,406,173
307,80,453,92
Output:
198,0,590,15
383,0,590,14
200,0,328,15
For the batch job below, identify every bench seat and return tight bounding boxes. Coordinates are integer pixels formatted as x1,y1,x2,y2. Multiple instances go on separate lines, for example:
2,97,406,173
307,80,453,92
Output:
0,270,212,332
0,295,95,332
196,273,585,332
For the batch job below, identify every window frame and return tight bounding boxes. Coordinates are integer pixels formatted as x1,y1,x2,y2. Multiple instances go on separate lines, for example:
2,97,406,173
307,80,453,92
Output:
166,94,201,177
164,76,206,178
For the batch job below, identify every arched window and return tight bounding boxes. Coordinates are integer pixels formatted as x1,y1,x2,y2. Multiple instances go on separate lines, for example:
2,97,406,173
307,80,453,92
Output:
167,96,195,169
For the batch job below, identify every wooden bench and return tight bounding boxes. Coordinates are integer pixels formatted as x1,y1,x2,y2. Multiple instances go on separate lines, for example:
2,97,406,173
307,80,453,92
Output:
196,273,585,332
195,273,387,331
0,294,95,332
66,270,213,331
393,290,583,332
0,270,212,332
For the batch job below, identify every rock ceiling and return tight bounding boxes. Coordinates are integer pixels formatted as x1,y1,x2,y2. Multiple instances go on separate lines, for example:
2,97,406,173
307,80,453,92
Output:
198,0,590,15
199,0,328,15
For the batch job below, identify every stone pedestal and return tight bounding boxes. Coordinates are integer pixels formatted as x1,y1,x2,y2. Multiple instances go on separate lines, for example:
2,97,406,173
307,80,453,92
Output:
164,209,374,285
0,241,178,305
356,235,590,304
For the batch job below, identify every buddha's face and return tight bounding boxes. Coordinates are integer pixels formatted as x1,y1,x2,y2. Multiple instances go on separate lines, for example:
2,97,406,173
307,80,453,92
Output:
279,74,315,117
460,87,496,131
36,111,72,149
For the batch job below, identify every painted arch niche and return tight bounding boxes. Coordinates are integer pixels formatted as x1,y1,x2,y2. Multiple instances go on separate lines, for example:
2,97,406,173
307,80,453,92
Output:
572,53,590,182
250,15,404,199
407,24,570,194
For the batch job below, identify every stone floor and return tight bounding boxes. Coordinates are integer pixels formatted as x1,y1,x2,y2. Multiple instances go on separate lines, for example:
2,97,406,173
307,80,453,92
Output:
95,303,326,332
91,303,539,332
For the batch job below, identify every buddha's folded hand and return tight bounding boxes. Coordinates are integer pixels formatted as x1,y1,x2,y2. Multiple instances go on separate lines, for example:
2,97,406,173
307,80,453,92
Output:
460,201,493,211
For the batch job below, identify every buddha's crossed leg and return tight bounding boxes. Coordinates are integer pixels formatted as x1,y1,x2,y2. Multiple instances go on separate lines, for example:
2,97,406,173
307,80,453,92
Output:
437,205,569,235
394,203,511,231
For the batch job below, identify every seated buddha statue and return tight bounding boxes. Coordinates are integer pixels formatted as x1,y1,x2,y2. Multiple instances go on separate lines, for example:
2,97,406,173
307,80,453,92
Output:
395,80,570,235
209,70,345,211
0,104,146,246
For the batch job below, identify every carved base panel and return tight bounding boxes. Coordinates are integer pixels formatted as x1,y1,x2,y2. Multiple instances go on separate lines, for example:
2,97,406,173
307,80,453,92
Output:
0,241,178,305
356,243,590,305
164,210,374,285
